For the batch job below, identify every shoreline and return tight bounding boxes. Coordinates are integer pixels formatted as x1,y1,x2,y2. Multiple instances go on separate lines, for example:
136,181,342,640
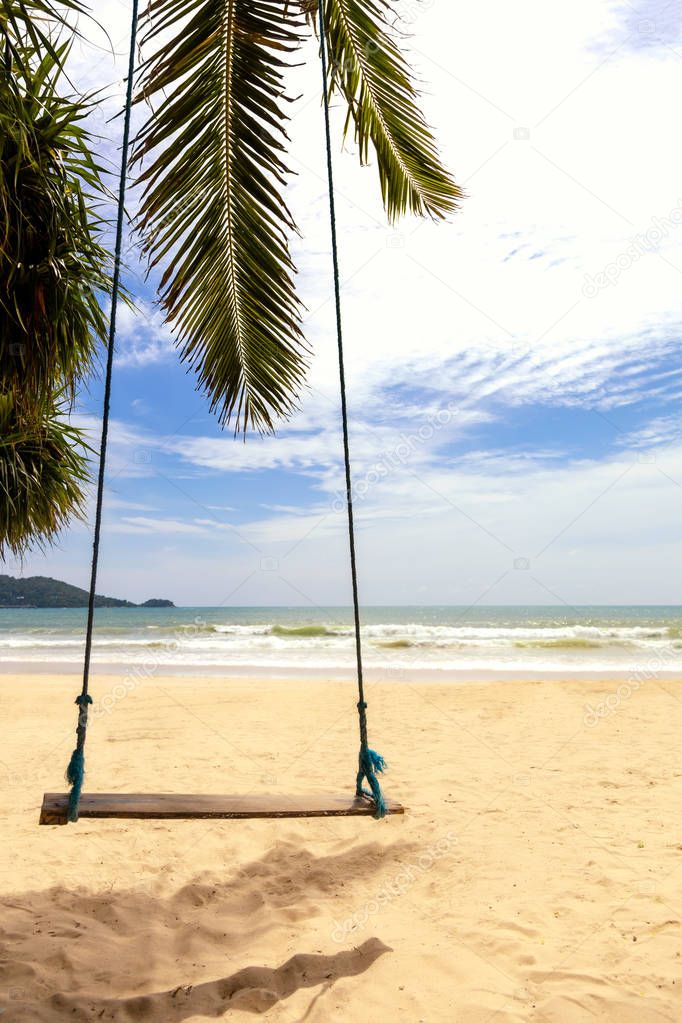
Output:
3,659,682,683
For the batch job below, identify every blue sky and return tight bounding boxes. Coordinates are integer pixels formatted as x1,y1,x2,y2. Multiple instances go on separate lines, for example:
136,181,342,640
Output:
13,0,682,606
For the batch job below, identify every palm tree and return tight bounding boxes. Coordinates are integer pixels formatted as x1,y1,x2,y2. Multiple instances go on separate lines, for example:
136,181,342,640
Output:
0,13,113,557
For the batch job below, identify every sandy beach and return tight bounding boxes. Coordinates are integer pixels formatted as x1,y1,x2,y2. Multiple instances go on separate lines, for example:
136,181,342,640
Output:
2,673,682,1022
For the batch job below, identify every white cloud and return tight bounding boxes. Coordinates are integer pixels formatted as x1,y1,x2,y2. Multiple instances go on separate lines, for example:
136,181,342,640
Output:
113,516,216,536
114,302,176,368
595,0,682,53
74,434,682,606
617,415,682,450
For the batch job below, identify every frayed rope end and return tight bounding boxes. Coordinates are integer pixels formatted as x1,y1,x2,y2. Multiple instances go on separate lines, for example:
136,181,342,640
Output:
357,747,388,819
366,748,386,774
65,748,85,823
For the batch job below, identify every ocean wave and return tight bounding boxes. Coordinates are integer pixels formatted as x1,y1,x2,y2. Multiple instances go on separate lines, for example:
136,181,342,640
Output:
1,623,679,653
3,609,682,673
271,625,339,638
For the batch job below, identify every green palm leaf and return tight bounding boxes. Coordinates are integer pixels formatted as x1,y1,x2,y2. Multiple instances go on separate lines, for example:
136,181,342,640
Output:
0,45,112,399
0,388,90,558
132,0,308,434
310,0,461,221
0,1,88,70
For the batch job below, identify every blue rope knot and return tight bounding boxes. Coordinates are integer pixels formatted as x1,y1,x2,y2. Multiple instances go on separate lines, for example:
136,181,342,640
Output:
65,747,85,823
356,746,387,819
357,700,367,711
66,695,94,822
74,692,93,730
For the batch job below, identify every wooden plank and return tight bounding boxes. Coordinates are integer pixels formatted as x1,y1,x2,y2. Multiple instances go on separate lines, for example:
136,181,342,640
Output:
39,792,405,825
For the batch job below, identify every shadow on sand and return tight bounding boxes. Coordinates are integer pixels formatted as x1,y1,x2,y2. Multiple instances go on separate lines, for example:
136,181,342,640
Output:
45,939,390,1020
1,837,417,1021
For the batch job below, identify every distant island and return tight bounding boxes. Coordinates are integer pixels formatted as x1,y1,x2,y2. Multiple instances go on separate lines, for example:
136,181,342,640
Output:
0,575,175,609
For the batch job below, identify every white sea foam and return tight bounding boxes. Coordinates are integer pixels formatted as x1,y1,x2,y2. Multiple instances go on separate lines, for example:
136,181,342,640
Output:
2,610,682,674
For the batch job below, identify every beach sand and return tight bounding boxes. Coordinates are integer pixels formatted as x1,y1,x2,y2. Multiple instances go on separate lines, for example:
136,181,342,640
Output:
2,673,682,1021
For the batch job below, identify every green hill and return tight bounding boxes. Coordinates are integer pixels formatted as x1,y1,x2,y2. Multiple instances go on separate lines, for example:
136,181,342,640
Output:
0,575,174,608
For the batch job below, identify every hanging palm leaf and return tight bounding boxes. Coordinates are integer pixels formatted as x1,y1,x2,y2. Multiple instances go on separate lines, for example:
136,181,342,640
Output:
308,0,462,221
132,0,309,434
133,1,459,435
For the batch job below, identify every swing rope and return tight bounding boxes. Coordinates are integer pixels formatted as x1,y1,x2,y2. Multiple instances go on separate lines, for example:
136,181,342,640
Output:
316,0,386,818
65,0,140,823
65,0,386,822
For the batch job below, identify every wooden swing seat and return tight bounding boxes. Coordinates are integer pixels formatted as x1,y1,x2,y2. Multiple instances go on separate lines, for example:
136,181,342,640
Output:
39,791,405,825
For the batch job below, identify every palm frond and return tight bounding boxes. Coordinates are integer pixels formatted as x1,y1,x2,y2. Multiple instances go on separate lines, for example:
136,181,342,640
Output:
0,388,90,559
310,0,461,221
0,0,86,28
0,46,112,399
0,0,88,70
132,0,309,434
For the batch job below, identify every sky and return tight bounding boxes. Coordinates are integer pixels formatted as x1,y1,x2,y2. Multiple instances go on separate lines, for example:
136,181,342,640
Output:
11,0,682,607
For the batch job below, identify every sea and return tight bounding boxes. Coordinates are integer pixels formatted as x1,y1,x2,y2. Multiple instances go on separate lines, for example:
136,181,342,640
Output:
1,605,682,680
